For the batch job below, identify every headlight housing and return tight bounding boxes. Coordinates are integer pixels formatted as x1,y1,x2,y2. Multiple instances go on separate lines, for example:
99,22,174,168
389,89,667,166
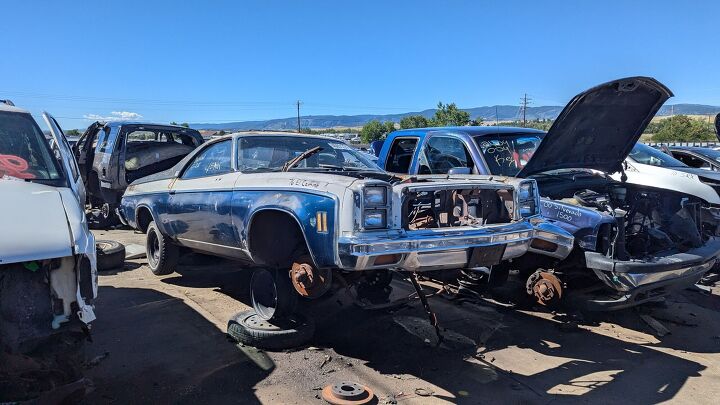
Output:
518,180,540,218
363,210,387,229
359,184,390,229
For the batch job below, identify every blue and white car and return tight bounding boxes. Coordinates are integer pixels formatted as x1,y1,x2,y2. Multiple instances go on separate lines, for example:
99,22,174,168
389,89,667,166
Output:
119,133,572,321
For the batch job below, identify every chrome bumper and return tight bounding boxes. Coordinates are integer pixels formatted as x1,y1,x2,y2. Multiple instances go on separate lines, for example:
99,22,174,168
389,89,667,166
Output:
337,219,573,272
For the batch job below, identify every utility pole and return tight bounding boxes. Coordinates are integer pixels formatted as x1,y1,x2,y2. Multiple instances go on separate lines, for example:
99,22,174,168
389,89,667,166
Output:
296,100,302,132
495,106,499,125
519,93,532,127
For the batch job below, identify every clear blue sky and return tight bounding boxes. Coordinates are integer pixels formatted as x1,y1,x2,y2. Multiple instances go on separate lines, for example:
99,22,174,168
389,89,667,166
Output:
3,0,719,129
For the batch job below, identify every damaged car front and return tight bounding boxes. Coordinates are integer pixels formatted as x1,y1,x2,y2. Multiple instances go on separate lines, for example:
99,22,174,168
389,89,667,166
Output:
0,102,96,352
513,77,720,309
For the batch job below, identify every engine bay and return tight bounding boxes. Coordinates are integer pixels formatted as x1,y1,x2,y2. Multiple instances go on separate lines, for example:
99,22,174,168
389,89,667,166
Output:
402,188,514,230
558,183,706,259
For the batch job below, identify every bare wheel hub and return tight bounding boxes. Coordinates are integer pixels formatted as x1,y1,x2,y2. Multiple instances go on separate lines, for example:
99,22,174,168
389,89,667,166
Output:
290,256,331,299
526,270,563,306
321,381,374,405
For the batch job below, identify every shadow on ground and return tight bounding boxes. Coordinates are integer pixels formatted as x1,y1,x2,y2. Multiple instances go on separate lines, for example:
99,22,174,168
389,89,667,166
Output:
82,285,271,404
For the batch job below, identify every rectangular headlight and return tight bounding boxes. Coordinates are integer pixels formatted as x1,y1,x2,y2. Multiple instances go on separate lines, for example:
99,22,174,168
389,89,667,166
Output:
363,186,387,206
363,210,387,229
518,181,535,201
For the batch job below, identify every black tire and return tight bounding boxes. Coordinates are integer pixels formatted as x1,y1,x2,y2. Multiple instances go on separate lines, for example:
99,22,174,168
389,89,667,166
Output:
251,268,298,322
96,240,126,271
87,203,120,230
227,310,314,350
146,221,179,276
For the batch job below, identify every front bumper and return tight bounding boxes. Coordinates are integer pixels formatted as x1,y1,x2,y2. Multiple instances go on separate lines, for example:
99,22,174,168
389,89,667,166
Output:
580,237,720,310
338,219,573,272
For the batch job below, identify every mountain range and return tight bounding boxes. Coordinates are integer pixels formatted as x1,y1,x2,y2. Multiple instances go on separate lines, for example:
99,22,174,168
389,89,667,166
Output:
190,103,720,131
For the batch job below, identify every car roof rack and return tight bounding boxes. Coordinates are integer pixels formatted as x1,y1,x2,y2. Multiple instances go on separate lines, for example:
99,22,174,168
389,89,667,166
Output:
0,99,15,106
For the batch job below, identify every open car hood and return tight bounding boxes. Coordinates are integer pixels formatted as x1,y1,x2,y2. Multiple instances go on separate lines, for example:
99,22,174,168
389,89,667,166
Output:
518,77,672,177
715,113,719,142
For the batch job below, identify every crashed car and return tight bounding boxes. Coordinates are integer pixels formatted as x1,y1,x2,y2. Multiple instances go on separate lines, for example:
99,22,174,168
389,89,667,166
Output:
0,101,96,352
72,121,203,227
376,76,720,310
119,133,571,322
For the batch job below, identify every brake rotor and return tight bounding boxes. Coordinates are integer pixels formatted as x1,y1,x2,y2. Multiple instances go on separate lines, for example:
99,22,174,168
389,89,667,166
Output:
526,270,563,307
321,381,374,405
290,256,332,299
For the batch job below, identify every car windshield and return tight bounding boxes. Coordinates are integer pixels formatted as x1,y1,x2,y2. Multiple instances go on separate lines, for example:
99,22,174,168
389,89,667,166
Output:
0,111,63,182
628,143,687,168
473,133,544,176
238,136,380,172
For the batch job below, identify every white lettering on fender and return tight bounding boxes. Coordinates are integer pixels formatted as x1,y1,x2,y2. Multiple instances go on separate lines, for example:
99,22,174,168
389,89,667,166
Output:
542,200,583,221
289,178,320,188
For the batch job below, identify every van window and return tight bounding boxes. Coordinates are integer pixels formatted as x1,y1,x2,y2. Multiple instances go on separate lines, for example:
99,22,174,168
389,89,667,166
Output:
385,137,418,173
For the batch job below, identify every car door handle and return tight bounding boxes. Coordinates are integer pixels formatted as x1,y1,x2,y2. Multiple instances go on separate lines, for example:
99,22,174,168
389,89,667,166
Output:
169,190,176,195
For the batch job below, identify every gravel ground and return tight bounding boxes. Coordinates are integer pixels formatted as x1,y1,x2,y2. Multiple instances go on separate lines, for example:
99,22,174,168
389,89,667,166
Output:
67,229,720,403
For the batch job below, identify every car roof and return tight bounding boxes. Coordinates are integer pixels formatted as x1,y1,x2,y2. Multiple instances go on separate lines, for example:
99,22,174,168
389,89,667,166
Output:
390,126,546,137
104,121,199,130
0,103,31,114
229,132,352,141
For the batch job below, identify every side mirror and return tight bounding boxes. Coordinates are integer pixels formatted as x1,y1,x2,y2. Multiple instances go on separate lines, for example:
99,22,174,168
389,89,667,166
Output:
448,167,471,175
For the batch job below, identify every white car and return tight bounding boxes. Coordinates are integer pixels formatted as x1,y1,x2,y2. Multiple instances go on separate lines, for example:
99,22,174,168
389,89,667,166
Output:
0,101,97,351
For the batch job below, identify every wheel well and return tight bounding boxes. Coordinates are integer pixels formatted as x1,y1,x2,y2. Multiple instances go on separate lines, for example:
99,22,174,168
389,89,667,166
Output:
248,210,310,269
136,207,154,233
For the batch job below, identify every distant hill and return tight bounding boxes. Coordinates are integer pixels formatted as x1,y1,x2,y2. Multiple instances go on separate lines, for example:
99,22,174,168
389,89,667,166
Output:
190,103,720,131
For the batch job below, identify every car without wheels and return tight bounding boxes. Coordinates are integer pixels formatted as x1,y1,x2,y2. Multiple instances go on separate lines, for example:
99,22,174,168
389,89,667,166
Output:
72,121,203,227
374,77,720,310
119,133,572,322
0,100,97,352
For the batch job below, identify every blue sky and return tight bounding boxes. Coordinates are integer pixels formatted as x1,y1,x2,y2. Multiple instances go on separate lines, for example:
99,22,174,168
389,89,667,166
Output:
3,0,719,129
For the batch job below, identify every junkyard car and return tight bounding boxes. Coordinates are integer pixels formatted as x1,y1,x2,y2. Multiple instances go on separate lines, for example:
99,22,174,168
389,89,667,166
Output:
119,133,572,321
0,101,97,351
72,121,203,226
376,77,720,310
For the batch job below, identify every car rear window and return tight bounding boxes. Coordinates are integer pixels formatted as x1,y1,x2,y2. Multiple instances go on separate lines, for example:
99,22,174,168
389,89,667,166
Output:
474,133,543,176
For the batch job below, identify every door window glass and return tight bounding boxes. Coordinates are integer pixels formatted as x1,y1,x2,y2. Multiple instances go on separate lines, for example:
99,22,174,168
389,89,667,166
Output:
385,137,418,173
422,136,473,174
672,151,711,169
182,140,232,179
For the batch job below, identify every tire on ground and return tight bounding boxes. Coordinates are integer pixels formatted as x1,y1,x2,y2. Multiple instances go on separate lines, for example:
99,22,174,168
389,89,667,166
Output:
96,240,126,271
227,310,315,350
146,221,179,276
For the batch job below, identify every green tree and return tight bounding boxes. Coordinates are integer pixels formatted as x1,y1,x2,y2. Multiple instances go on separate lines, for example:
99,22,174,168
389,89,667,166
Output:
430,102,471,127
65,129,81,136
651,115,715,142
217,130,226,136
170,121,178,125
181,123,190,128
399,115,430,129
360,120,395,143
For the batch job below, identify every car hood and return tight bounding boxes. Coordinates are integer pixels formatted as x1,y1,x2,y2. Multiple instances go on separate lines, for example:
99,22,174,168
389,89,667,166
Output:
715,113,720,141
518,77,672,177
0,180,74,265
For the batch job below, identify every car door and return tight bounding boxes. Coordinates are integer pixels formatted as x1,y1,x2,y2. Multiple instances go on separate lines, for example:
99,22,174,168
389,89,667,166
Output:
168,139,240,256
672,150,713,170
42,112,86,204
72,121,102,183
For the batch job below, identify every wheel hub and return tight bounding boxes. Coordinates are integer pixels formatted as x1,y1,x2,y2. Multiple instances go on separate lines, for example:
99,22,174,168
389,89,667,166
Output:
321,381,374,405
526,270,563,306
290,257,331,299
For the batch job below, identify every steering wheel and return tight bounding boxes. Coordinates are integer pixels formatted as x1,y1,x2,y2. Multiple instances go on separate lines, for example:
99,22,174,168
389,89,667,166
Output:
432,153,464,173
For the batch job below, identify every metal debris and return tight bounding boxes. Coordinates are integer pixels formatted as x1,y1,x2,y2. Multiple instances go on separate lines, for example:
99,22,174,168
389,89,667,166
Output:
640,314,671,337
320,354,332,369
414,387,434,397
321,381,375,405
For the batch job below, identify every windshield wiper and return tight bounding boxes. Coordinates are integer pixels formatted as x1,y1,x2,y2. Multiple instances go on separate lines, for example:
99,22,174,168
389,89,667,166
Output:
281,147,323,172
317,164,364,171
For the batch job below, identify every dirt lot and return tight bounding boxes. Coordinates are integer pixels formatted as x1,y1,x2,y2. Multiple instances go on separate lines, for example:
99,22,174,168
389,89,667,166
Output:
67,229,720,404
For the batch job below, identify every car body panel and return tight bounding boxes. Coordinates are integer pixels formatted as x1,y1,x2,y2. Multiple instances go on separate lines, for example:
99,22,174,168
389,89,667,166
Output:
518,77,672,177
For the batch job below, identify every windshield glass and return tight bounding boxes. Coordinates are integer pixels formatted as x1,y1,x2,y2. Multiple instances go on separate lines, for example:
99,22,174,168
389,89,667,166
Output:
628,143,687,167
237,136,380,172
473,133,543,176
0,111,63,182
